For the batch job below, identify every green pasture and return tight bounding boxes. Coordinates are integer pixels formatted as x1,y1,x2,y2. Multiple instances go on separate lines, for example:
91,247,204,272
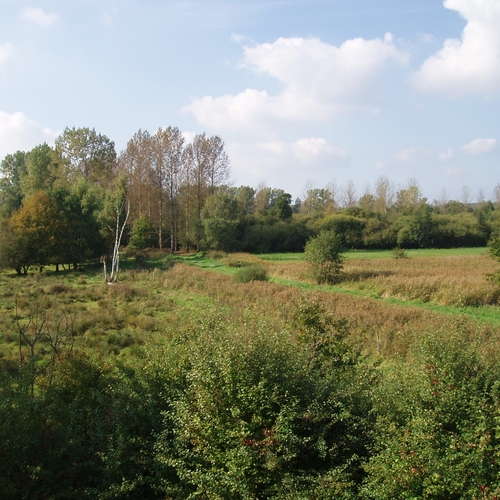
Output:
258,247,487,261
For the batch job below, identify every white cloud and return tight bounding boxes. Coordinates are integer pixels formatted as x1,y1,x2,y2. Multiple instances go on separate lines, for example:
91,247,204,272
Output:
20,7,60,27
0,111,59,159
231,33,247,43
411,0,500,96
394,146,421,163
227,138,348,183
0,42,13,65
439,148,454,161
459,138,497,154
185,34,408,134
181,130,197,144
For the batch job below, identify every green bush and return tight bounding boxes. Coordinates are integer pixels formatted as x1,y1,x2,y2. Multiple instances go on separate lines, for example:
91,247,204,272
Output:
362,329,500,499
304,230,344,284
392,246,408,259
234,264,268,283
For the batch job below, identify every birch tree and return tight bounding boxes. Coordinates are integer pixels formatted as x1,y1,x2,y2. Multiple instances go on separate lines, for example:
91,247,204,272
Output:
100,176,130,283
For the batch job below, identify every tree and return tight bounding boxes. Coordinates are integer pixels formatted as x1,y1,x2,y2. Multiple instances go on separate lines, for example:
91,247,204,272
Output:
301,187,335,215
183,133,230,251
99,176,130,283
5,192,67,272
373,175,395,213
339,180,357,209
21,143,61,197
129,214,157,249
394,178,424,214
268,190,293,220
304,230,344,284
154,127,184,253
52,181,106,269
55,127,116,185
0,150,27,217
119,129,155,224
201,187,239,252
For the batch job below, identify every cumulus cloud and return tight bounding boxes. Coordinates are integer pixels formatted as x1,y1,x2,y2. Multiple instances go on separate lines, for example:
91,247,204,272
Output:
411,0,500,96
227,138,348,182
0,42,13,65
0,111,59,159
20,7,60,27
459,138,497,154
185,34,408,134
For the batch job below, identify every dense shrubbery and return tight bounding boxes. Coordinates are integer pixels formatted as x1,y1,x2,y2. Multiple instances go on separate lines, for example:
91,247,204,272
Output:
2,302,499,499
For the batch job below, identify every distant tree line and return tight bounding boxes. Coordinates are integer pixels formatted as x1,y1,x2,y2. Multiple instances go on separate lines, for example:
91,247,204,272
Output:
199,177,500,254
1,126,499,273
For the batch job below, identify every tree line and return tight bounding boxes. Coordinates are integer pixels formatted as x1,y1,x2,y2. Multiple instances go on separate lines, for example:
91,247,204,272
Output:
0,126,230,273
1,125,499,273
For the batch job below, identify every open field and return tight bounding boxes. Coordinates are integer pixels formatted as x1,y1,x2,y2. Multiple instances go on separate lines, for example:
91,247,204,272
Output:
2,248,500,497
258,247,488,261
0,247,498,364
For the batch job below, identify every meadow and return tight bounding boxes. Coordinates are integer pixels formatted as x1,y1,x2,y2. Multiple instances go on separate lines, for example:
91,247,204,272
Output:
1,248,500,498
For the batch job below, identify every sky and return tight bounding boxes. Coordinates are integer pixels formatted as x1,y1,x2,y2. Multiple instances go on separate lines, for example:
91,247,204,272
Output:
1,0,499,202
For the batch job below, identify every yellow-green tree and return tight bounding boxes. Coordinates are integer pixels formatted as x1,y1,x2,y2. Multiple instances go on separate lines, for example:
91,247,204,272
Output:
3,192,67,273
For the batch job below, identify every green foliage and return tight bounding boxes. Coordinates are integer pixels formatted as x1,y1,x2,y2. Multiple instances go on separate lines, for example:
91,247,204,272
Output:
304,230,345,284
363,329,500,499
129,214,157,249
392,246,408,259
488,236,500,261
21,143,61,197
6,191,67,271
154,317,373,498
55,126,117,185
268,191,293,220
233,264,268,282
201,188,240,252
316,214,366,248
243,219,310,253
0,150,27,217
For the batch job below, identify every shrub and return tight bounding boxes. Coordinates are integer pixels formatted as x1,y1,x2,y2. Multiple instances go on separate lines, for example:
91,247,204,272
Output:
234,264,268,283
207,250,227,260
304,230,344,284
392,247,408,259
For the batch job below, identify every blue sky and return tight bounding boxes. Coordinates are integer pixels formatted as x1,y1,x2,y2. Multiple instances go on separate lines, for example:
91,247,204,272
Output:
1,0,499,202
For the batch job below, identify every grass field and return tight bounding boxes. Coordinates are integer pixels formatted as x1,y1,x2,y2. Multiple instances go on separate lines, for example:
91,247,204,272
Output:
183,248,500,318
2,247,500,497
258,247,488,261
0,247,498,366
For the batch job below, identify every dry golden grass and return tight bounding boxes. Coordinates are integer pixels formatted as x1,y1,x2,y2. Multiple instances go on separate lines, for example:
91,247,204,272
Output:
264,254,500,307
162,263,500,359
